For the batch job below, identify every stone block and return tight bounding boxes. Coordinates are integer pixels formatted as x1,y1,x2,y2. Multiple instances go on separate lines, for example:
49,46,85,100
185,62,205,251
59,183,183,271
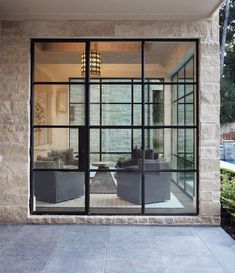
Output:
200,180,220,191
200,83,220,92
212,191,221,201
113,216,128,224
149,217,164,224
174,216,193,224
200,41,220,56
137,216,149,224
127,217,138,224
163,217,174,225
21,21,74,37
200,191,212,201
200,147,220,160
0,101,13,114
104,217,114,224
199,159,220,173
49,216,75,224
200,201,221,216
0,206,28,223
74,217,86,224
71,21,115,37
0,75,17,93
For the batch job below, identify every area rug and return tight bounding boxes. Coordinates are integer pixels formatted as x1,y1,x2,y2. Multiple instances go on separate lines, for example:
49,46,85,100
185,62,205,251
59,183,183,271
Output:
37,193,184,209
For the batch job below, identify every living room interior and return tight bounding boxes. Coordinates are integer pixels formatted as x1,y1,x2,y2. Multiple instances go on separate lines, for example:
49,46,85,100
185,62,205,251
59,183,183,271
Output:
32,40,197,215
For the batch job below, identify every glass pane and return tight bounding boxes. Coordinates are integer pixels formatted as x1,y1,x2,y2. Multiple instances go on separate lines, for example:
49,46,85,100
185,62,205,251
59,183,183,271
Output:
90,84,100,103
90,129,100,153
185,92,194,103
102,84,131,103
90,104,100,125
178,84,184,98
178,67,185,81
133,84,142,103
34,170,85,213
186,104,194,125
34,42,86,82
145,129,164,156
89,127,142,214
145,103,164,126
102,104,132,126
69,128,78,154
177,104,185,125
69,104,85,126
33,128,79,169
133,129,142,148
145,82,164,103
144,42,196,80
144,172,197,214
69,84,85,103
90,42,141,79
185,83,194,96
133,105,142,126
144,129,196,170
185,57,194,80
102,129,132,153
34,85,70,126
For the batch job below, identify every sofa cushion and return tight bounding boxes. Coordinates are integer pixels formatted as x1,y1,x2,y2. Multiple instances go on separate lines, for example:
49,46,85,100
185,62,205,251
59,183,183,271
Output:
145,149,154,159
49,149,74,164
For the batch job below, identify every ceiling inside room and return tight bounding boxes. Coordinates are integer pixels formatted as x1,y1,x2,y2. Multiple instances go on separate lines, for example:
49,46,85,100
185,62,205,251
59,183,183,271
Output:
0,0,224,20
35,42,195,80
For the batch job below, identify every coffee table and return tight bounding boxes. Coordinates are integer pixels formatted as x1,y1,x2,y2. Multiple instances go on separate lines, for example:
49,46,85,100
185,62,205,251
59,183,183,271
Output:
90,161,116,194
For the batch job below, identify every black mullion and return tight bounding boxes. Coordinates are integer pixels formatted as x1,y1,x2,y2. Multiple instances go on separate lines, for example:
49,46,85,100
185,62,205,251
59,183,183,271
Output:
99,79,102,161
33,81,198,85
88,168,197,173
33,125,197,129
147,80,150,149
176,71,179,186
183,64,186,192
69,84,71,149
85,41,90,215
131,79,134,151
172,90,194,103
141,41,145,215
30,41,35,213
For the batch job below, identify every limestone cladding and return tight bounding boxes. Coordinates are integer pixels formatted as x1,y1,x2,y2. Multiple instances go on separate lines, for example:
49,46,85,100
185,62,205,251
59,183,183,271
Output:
0,14,220,224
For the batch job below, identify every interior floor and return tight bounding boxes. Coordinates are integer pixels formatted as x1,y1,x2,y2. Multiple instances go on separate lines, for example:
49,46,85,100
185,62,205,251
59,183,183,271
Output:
36,181,195,214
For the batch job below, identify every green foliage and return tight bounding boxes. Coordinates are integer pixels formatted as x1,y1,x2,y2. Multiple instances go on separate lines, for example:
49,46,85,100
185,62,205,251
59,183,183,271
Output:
221,168,235,217
220,0,235,46
219,1,235,123
220,79,235,123
220,0,235,82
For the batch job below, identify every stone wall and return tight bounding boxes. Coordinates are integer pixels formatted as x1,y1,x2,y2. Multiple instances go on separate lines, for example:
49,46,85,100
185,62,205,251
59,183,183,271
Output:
0,15,221,224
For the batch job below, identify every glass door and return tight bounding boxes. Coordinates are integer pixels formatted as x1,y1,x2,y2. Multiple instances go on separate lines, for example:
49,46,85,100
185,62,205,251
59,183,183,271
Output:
32,42,88,213
88,41,143,214
31,39,198,215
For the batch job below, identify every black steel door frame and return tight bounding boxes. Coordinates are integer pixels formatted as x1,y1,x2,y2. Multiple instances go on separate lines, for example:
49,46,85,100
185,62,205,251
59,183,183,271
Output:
30,38,199,216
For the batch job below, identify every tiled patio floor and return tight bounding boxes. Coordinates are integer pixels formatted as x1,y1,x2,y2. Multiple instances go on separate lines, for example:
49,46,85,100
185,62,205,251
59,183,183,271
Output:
0,225,234,273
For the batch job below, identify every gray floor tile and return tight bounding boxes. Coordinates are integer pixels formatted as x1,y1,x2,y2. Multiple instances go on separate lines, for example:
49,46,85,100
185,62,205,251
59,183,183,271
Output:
0,224,23,250
0,224,234,273
153,226,194,236
162,254,226,273
43,255,104,273
156,235,210,256
105,257,164,273
205,243,235,272
193,227,234,244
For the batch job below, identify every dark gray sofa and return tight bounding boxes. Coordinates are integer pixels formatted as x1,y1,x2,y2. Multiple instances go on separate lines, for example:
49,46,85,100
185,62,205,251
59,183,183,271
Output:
34,149,78,169
34,171,84,203
116,159,171,204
